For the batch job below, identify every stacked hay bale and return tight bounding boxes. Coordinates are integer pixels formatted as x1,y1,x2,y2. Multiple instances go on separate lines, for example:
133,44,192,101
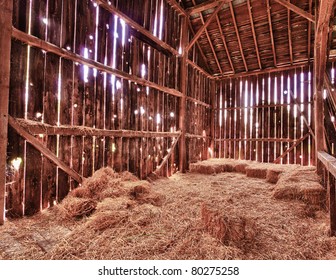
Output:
201,203,257,248
273,167,326,208
56,167,165,223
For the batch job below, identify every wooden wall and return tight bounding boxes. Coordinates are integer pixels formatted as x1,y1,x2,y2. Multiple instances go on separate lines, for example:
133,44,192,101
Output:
4,0,211,218
214,66,315,165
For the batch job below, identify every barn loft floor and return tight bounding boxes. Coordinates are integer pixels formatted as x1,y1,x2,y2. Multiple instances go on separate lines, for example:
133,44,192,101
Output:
1,159,336,260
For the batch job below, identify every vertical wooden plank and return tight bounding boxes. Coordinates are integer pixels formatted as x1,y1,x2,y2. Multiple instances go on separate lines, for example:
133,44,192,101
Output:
0,0,14,223
303,66,310,165
329,172,336,236
288,69,295,164
42,53,59,208
179,16,188,172
269,73,275,163
282,71,289,164
275,73,282,162
58,58,73,201
263,73,269,163
251,76,257,161
7,40,27,217
23,44,45,215
257,75,263,162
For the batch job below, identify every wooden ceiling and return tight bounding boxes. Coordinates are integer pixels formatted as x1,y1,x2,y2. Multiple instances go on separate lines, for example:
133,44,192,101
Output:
177,0,317,77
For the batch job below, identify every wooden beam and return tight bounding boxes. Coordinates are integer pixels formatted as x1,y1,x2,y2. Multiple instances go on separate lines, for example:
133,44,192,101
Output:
273,0,315,23
95,0,178,56
317,151,336,236
185,2,225,52
11,117,182,138
187,0,232,15
314,0,335,162
219,61,312,79
273,133,310,163
308,0,312,63
288,0,293,65
179,17,188,173
216,15,235,73
12,27,183,98
165,0,188,17
210,80,216,157
8,116,83,184
186,95,211,108
186,58,213,80
221,61,311,78
267,0,277,67
191,0,222,74
216,137,302,143
154,134,181,175
247,0,262,69
0,0,13,225
229,2,248,72
187,20,213,74
328,167,336,236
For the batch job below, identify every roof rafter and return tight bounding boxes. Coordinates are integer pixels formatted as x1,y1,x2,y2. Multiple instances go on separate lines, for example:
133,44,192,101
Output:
185,2,225,52
266,0,277,67
188,20,213,73
216,15,235,73
186,0,233,15
191,0,222,74
288,0,293,64
165,0,188,17
308,0,312,62
229,1,248,72
273,0,315,23
247,0,262,69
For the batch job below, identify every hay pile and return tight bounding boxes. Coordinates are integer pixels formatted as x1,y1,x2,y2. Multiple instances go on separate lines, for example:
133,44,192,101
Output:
273,167,326,207
201,204,257,248
55,167,164,221
1,161,336,260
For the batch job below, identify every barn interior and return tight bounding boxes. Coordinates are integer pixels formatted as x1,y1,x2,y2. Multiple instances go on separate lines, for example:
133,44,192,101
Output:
1,0,336,260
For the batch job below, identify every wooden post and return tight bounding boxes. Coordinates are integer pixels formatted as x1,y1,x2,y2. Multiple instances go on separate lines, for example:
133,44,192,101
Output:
314,0,334,168
210,80,216,158
0,0,13,225
329,170,336,236
179,17,188,173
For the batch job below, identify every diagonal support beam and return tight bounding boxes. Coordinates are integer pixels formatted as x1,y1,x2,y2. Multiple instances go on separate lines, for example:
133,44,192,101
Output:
154,134,181,175
247,0,262,69
165,0,188,17
274,133,310,163
8,116,84,184
95,0,178,56
273,0,315,23
188,21,213,73
187,0,233,15
191,0,222,74
229,1,248,72
185,2,225,52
